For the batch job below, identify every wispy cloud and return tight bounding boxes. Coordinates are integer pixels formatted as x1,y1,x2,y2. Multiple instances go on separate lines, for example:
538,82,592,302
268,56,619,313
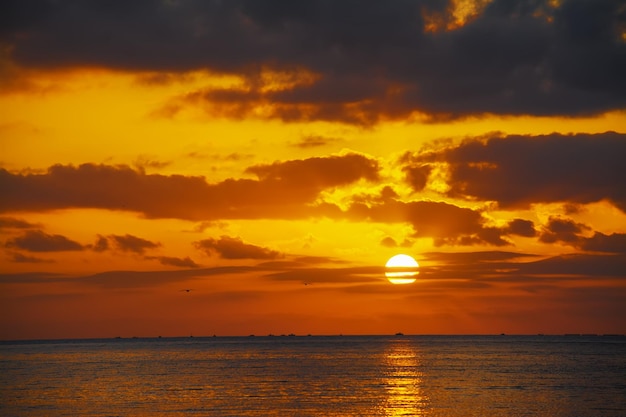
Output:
5,230,84,252
145,255,200,268
195,236,281,260
0,216,39,230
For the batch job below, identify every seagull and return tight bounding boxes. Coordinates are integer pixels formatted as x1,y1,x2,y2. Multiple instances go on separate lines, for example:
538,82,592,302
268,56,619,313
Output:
180,289,193,293
303,282,312,286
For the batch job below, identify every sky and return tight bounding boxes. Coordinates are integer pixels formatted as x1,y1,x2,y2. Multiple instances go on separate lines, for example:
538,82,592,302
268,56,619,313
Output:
1,0,625,340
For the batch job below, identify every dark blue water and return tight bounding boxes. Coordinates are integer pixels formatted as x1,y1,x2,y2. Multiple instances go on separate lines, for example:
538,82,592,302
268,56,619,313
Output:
1,335,624,416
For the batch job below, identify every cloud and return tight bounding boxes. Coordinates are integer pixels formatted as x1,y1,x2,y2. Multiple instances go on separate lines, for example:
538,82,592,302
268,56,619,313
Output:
380,237,398,248
536,217,626,254
263,266,382,285
417,250,626,294
195,236,281,259
0,272,70,284
291,255,348,265
409,132,626,212
133,155,171,171
505,219,537,237
78,266,257,289
292,135,339,149
0,265,266,288
8,252,52,263
403,164,433,192
422,250,537,264
579,232,626,254
91,235,109,252
0,154,379,220
146,256,201,268
245,153,380,187
380,237,413,248
2,0,624,122
539,216,590,244
109,234,160,254
0,216,38,229
185,221,228,233
348,199,511,246
2,248,623,298
517,253,626,278
5,230,84,252
0,142,621,252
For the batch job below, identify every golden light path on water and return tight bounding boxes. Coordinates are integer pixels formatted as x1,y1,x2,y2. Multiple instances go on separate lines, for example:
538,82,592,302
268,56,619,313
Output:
385,254,419,284
382,339,429,416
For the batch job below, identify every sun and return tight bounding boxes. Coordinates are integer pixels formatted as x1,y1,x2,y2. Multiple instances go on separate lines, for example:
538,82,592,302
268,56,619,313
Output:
385,254,419,284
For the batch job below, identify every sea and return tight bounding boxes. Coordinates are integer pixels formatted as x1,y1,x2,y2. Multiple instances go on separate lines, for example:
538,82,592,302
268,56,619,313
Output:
1,335,624,416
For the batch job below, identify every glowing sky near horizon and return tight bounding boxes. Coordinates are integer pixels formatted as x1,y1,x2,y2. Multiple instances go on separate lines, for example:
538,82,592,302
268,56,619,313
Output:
1,0,625,339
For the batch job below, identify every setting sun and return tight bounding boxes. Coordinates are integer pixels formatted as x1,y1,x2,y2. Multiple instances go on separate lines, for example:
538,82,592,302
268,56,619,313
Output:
385,254,419,285
1,2,625,415
1,0,625,340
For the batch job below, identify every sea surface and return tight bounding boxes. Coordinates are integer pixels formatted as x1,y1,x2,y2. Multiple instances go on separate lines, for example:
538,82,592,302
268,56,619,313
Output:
1,335,625,416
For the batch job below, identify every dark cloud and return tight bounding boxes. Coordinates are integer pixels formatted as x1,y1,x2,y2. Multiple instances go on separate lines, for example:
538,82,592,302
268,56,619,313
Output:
78,266,257,289
517,253,626,277
91,235,109,252
348,199,511,246
0,140,621,252
505,219,537,237
291,255,348,265
185,152,253,162
534,217,626,254
186,220,228,233
417,250,626,292
0,265,264,288
8,252,52,263
0,271,69,284
380,237,398,248
263,266,382,285
380,237,414,248
195,236,281,259
109,234,160,254
350,186,400,207
422,250,537,264
539,216,590,244
0,216,38,229
579,232,626,254
0,154,379,220
403,164,432,192
264,250,626,288
245,153,379,186
292,135,339,149
145,255,200,268
2,0,624,122
133,156,171,171
5,230,84,252
1,248,623,298
410,132,626,211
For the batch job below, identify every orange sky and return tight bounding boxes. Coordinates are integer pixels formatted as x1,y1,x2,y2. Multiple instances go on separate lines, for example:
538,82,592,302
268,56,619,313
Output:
1,0,625,339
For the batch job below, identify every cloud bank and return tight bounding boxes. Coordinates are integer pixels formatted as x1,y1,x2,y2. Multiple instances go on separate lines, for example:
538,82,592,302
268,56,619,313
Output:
2,0,625,123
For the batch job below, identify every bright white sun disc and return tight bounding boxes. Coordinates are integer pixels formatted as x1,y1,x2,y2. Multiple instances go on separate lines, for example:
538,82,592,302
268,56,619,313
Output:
385,254,419,284
385,254,419,268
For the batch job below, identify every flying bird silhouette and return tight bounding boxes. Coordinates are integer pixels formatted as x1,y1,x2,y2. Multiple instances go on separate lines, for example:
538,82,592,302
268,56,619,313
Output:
180,289,193,293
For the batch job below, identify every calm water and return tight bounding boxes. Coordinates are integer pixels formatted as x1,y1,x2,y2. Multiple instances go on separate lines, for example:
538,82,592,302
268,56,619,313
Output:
1,335,625,416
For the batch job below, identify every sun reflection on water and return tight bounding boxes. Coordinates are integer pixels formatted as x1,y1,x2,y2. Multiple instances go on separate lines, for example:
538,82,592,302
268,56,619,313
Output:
381,339,430,416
